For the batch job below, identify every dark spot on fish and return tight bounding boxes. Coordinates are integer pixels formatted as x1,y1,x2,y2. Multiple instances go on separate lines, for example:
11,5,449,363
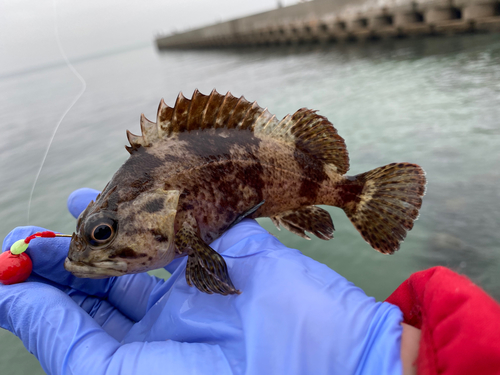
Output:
130,174,153,189
293,148,328,202
159,107,172,125
204,232,215,243
114,148,164,203
338,183,363,208
141,262,146,265
150,229,169,242
162,153,185,164
191,184,200,197
182,203,194,211
115,248,149,259
122,225,149,237
143,198,164,213
180,189,191,199
128,173,155,199
226,211,237,223
176,128,261,162
216,203,226,215
298,178,322,201
148,256,153,260
240,163,265,203
94,186,120,212
124,148,163,175
116,248,139,258
155,234,169,242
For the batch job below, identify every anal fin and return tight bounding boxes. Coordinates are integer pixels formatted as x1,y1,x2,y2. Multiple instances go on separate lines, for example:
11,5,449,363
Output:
271,206,335,241
175,223,240,295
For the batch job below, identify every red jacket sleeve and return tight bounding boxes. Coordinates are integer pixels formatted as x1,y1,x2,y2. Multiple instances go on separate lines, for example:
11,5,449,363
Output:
386,266,500,375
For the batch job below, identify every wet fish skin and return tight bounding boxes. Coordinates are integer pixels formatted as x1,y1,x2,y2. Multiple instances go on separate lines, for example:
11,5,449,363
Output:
64,89,426,295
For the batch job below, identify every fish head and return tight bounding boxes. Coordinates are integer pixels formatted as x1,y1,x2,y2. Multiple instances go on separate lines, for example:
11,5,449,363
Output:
64,186,181,278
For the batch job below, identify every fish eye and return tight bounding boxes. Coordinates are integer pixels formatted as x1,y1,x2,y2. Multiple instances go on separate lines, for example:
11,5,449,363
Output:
83,214,118,247
92,224,113,242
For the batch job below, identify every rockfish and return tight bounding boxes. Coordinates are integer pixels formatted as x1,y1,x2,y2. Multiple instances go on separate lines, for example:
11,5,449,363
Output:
64,90,426,295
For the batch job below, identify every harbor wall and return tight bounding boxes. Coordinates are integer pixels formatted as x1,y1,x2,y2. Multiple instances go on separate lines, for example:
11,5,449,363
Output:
156,0,500,49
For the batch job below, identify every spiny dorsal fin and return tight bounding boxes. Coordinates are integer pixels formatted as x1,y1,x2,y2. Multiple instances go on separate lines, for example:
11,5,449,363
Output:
140,113,159,145
157,98,173,137
125,114,155,153
125,89,350,174
125,130,144,154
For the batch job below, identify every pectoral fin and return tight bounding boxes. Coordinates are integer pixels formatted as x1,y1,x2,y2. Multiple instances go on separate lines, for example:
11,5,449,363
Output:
271,206,335,240
175,223,240,295
228,200,265,229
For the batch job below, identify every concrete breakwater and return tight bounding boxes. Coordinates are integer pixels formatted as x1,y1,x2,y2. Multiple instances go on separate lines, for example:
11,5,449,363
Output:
155,0,500,49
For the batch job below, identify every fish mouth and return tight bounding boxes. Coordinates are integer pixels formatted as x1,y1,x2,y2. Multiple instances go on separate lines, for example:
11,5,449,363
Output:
64,258,128,278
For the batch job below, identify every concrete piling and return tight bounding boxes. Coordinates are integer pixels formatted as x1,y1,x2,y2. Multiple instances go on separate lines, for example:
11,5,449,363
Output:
460,0,499,19
155,0,500,50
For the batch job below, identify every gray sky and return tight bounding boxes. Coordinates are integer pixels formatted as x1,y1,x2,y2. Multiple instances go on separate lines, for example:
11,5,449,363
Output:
0,0,298,75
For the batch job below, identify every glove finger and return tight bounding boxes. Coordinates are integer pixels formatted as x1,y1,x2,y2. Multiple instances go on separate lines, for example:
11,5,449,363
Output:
0,282,121,375
67,188,100,219
0,281,233,375
67,289,135,342
0,276,134,342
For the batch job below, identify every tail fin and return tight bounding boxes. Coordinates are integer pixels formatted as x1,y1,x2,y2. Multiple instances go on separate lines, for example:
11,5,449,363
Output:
343,163,426,254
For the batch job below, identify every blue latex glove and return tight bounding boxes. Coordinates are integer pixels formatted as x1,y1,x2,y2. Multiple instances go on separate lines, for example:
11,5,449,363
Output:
1,188,404,375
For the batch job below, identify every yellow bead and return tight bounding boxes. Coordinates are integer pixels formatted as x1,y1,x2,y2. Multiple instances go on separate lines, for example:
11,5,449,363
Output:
10,239,29,255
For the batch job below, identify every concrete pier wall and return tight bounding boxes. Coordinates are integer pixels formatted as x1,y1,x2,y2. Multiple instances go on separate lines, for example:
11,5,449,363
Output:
156,0,500,49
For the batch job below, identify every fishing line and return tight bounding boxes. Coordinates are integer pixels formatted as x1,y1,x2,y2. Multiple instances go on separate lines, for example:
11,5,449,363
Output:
27,0,87,224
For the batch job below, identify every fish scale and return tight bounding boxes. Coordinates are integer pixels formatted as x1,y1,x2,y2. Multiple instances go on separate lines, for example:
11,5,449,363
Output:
64,89,426,295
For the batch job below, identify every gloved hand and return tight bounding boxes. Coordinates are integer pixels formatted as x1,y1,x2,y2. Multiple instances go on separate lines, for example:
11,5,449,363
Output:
1,188,404,375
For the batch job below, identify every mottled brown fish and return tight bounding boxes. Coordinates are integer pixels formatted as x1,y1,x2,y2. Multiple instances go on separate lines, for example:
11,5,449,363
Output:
64,90,426,295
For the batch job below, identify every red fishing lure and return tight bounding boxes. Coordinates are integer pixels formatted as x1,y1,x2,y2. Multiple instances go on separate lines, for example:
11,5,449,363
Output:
0,231,70,285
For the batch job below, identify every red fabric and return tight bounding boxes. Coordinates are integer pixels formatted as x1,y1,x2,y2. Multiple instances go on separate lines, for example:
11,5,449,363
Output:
386,266,500,375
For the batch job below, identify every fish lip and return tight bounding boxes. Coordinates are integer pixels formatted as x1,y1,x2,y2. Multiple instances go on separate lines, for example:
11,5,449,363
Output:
64,258,128,278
